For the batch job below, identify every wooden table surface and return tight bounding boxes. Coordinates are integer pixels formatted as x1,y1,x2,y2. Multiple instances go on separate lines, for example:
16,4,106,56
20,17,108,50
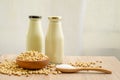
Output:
0,55,120,80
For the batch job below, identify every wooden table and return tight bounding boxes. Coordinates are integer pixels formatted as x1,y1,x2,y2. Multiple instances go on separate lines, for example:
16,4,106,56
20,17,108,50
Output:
0,55,120,80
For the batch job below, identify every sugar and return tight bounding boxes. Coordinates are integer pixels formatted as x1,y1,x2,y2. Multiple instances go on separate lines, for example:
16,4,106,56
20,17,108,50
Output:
56,64,75,69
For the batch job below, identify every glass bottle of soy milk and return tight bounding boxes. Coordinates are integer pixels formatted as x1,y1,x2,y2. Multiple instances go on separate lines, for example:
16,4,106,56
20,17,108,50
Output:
45,16,64,64
26,16,44,53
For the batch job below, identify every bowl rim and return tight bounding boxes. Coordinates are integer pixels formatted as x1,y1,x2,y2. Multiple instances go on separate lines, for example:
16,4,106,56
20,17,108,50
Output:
16,57,49,62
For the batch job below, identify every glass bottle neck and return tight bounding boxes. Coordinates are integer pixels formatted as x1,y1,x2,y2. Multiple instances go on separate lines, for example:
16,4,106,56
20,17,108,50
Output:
29,19,41,26
30,18,40,22
49,21,61,26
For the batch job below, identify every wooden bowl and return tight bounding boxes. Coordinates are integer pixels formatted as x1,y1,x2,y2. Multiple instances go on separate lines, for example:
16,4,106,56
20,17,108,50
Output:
16,58,49,69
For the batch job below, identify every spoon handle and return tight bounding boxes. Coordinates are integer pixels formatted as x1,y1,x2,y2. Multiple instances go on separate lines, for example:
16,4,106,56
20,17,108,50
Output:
79,68,112,74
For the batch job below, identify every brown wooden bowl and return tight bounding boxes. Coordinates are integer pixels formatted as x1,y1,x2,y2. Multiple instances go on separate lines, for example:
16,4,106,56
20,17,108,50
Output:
16,58,49,69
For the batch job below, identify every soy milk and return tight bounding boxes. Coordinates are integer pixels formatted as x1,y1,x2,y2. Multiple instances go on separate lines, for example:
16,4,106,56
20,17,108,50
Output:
26,16,44,53
45,16,64,64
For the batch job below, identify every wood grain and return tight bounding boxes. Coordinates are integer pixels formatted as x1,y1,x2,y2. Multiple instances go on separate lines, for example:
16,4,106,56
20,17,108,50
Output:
0,54,120,80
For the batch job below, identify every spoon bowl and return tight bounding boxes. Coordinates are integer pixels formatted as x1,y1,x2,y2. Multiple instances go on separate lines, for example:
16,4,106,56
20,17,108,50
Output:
56,68,79,73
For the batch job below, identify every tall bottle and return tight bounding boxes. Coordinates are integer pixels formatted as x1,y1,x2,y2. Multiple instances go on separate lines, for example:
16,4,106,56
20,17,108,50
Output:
45,16,64,64
26,16,44,53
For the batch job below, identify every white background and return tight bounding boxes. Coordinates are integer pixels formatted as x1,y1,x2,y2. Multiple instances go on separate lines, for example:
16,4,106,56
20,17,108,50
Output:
0,0,120,59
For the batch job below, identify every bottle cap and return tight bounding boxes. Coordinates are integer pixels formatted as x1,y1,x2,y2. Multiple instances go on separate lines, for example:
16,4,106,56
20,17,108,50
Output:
48,16,61,20
29,16,42,19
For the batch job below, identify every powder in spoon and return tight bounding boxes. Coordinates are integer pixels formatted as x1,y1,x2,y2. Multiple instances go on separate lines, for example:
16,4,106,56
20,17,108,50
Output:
56,64,75,69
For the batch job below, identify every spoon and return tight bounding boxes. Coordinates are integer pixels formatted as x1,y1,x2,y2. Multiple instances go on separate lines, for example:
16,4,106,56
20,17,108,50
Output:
56,64,112,74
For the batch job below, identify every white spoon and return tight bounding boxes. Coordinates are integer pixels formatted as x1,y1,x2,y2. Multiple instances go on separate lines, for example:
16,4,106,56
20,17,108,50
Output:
56,64,112,74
